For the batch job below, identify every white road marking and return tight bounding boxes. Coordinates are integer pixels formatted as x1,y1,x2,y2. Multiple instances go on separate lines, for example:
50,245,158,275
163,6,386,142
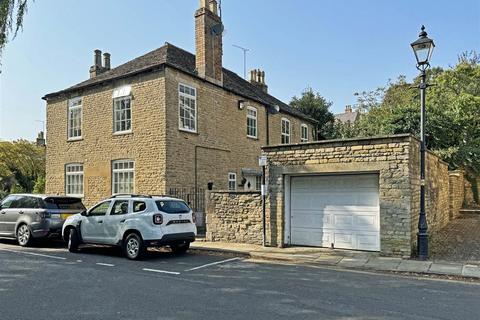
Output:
76,260,83,263
185,257,242,272
0,248,67,260
96,263,115,267
142,268,181,275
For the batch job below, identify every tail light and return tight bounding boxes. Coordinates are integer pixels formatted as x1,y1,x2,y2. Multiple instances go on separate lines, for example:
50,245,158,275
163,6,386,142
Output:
37,211,51,219
153,214,163,225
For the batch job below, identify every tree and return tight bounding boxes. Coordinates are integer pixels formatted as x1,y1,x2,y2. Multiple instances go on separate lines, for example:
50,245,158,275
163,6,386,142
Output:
290,87,336,139
350,51,480,177
0,0,30,64
0,140,45,194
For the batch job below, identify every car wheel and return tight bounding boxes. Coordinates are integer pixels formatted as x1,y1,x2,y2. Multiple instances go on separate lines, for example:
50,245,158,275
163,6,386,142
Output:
17,224,33,247
171,242,190,254
68,228,80,253
123,233,145,260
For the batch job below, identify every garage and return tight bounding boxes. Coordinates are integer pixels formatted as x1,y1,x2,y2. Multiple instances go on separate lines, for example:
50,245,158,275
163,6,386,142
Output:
288,173,380,251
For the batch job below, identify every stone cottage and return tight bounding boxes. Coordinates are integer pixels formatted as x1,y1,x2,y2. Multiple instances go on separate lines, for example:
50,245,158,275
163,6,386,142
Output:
42,0,315,211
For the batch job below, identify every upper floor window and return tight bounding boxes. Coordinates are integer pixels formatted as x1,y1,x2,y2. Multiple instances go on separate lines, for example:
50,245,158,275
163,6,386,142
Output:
228,172,237,191
301,124,309,142
281,118,290,144
113,86,132,134
179,84,197,133
68,97,82,139
65,163,84,197
247,106,257,138
112,159,134,195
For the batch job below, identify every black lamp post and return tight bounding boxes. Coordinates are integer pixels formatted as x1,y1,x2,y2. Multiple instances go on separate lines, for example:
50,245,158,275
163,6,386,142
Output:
411,25,435,260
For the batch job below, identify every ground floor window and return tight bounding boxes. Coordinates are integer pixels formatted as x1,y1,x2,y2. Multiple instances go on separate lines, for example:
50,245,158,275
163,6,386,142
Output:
112,160,135,194
65,163,84,197
256,175,262,191
228,172,237,191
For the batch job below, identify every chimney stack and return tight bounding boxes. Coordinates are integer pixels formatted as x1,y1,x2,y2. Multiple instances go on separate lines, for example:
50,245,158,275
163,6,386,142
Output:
345,105,353,113
89,49,111,78
195,0,223,85
36,131,46,147
103,52,111,70
249,69,268,93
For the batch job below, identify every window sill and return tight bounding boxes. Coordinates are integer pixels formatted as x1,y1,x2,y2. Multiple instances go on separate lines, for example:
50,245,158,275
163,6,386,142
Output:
66,194,84,198
113,130,133,136
67,137,83,142
247,135,258,140
178,128,198,135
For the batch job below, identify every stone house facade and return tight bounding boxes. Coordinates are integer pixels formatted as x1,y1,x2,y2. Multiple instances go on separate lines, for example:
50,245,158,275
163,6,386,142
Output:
42,0,315,208
206,135,452,257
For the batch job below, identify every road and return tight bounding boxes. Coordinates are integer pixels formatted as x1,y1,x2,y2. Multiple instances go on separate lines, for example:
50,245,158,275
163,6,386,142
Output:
0,239,479,320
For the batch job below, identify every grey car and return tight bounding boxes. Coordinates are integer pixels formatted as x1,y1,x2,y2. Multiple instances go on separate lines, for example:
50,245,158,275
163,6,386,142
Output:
0,194,86,246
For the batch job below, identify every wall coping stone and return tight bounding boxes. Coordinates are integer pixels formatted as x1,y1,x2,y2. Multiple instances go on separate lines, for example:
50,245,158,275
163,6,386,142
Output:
262,134,412,150
209,190,261,195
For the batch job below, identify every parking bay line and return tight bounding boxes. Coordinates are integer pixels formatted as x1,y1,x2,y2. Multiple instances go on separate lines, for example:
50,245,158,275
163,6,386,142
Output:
0,248,67,260
142,268,181,275
96,263,115,267
185,257,243,272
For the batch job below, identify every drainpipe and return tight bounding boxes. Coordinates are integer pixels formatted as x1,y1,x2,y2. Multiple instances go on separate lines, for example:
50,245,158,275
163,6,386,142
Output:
265,108,270,146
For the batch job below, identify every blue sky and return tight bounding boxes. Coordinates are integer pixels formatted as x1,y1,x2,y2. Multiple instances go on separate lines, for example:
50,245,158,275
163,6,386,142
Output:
0,0,478,141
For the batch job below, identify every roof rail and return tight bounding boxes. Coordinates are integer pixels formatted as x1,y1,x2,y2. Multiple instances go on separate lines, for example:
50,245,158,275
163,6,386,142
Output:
110,194,153,199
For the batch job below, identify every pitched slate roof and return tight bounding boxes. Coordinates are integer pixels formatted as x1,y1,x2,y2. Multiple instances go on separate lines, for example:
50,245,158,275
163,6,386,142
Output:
43,43,314,123
335,110,360,124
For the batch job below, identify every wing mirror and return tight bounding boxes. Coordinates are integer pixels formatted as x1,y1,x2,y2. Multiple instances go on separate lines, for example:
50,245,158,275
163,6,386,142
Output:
80,210,88,216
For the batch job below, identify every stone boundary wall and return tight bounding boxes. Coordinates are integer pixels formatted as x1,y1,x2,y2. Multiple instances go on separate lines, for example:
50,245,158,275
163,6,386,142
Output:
449,170,466,219
409,147,450,246
205,191,263,245
464,178,476,208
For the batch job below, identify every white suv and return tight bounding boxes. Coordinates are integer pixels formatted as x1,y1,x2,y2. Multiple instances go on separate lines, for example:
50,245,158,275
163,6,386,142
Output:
62,195,197,260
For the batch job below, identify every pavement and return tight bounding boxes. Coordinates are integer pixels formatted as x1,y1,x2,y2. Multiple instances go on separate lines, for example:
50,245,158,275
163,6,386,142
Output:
431,213,480,264
191,241,480,279
1,239,479,320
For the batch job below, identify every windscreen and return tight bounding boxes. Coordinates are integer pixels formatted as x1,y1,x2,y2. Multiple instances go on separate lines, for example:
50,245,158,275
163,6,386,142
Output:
155,200,190,214
44,197,86,210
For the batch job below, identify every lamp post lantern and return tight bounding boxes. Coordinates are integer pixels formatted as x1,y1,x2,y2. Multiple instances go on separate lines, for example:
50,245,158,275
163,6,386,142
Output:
411,25,435,260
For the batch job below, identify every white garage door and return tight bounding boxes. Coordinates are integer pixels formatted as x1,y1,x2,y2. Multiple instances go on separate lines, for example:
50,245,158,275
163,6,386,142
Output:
289,174,380,251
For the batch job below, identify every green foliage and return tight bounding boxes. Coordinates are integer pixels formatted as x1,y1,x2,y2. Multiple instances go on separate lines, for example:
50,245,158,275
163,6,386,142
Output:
290,87,336,139
0,0,29,64
33,175,45,193
0,140,45,194
348,51,480,175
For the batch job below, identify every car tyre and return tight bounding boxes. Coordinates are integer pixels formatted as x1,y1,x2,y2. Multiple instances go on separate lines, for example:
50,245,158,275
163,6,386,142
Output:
68,228,80,253
17,224,33,247
123,233,145,260
171,242,190,255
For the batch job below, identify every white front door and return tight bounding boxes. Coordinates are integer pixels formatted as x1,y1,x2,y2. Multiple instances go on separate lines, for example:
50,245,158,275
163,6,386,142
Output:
289,174,380,251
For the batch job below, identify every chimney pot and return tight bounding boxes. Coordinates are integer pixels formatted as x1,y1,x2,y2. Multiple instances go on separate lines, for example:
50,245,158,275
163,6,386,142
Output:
208,0,218,15
94,49,102,67
103,52,111,70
